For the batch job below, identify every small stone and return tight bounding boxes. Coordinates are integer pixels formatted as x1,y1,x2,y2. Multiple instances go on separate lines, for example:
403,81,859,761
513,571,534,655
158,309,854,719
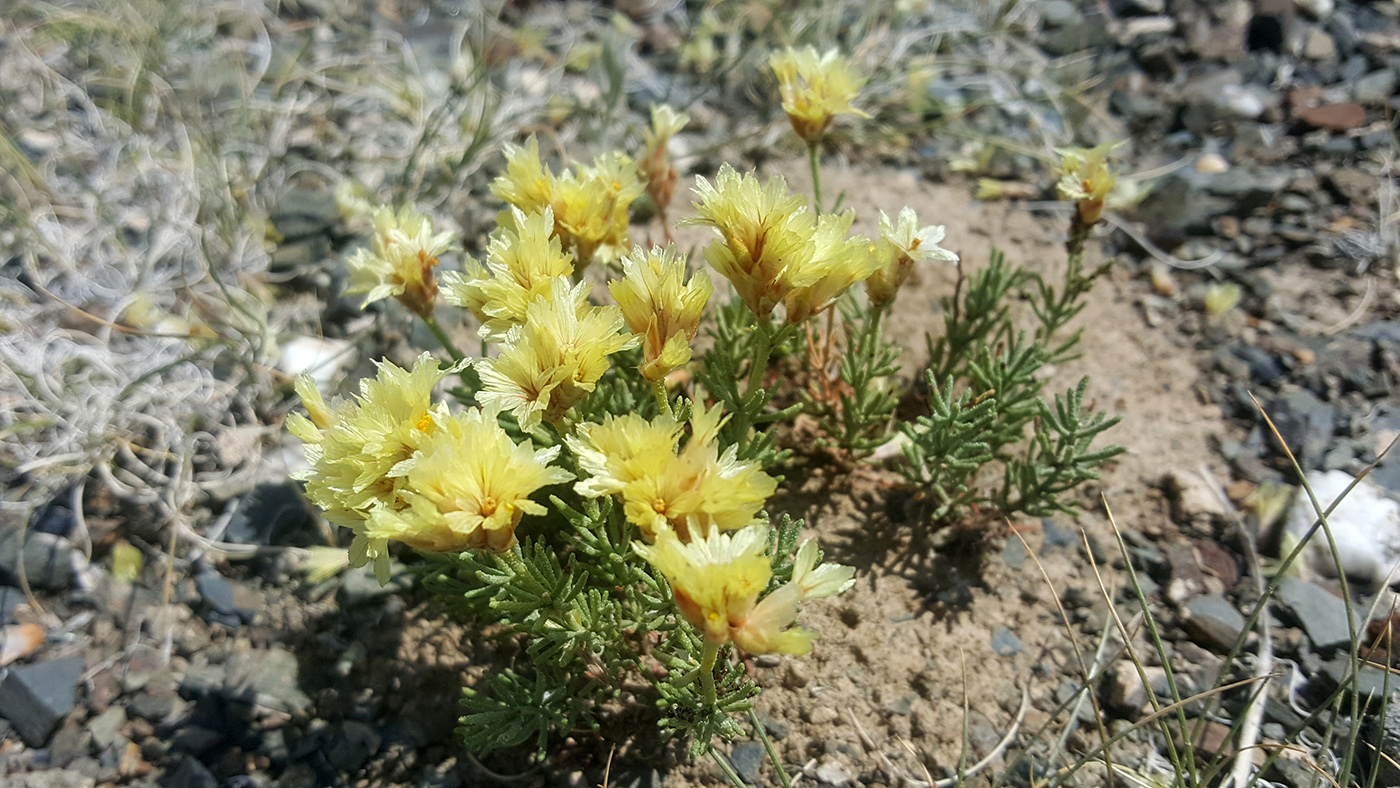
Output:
991,627,1023,657
1162,469,1227,529
782,661,811,690
813,757,854,787
223,646,312,714
1040,0,1080,28
339,564,410,608
1106,662,1147,716
729,742,766,784
754,709,788,740
1294,0,1333,18
87,705,126,751
49,720,91,767
0,655,85,745
13,770,96,788
324,720,381,773
222,481,318,548
1303,28,1337,61
127,687,179,722
1181,594,1246,652
1277,577,1353,650
170,725,223,755
1296,102,1367,131
1002,537,1027,569
0,527,81,590
805,705,838,725
1355,69,1398,106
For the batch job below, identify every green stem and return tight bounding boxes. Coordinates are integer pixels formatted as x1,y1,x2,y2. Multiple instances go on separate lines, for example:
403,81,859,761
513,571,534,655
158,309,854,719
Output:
748,708,793,788
423,313,465,362
709,749,747,788
699,639,720,707
808,144,823,215
745,317,773,403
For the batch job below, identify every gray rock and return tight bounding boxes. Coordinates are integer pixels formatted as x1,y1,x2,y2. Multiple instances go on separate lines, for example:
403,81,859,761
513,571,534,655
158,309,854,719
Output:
729,741,766,784
13,770,96,788
1040,0,1080,27
339,564,410,608
1264,389,1336,469
0,584,22,622
223,646,311,714
0,655,85,745
87,705,125,751
1355,69,1398,105
1303,27,1337,61
170,725,224,755
991,627,1023,657
49,720,91,767
0,526,80,590
1278,578,1353,650
127,687,179,722
1181,594,1246,652
813,757,854,787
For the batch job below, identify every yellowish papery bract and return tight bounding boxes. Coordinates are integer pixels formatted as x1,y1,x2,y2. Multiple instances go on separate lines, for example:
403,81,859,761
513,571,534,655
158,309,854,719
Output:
634,525,855,655
1055,140,1124,225
866,207,960,309
363,405,574,555
640,104,689,214
490,136,645,269
781,210,882,325
286,353,457,582
769,46,869,148
441,207,575,343
609,245,714,382
685,166,877,324
567,403,776,542
344,205,454,317
476,279,638,430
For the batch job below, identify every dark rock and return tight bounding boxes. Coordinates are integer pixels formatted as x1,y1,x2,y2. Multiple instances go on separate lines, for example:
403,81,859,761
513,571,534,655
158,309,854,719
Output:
0,584,22,622
0,526,80,590
991,626,1023,657
754,708,788,740
729,741,766,784
324,720,381,773
1204,169,1290,215
0,655,85,745
1277,577,1352,651
1229,345,1284,386
167,756,219,788
1181,594,1246,652
270,189,339,243
223,481,318,548
1133,173,1230,234
1247,11,1286,53
170,725,224,755
1263,388,1335,468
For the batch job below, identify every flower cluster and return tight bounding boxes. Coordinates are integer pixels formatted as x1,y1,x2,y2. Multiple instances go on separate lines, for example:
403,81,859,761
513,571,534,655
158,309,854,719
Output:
492,137,646,269
476,280,638,430
769,46,868,148
609,245,713,382
345,205,455,317
441,207,575,342
867,207,959,309
289,355,569,581
567,404,776,542
1055,140,1123,226
685,165,880,323
635,525,853,656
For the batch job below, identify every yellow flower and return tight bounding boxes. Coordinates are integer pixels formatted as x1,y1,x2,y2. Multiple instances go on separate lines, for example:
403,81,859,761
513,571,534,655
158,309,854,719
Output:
567,403,776,542
634,525,854,655
608,245,713,381
555,151,646,268
491,137,554,216
780,211,882,325
490,137,645,270
476,279,638,430
683,165,814,319
866,207,959,308
640,104,689,217
287,353,458,581
1055,140,1124,225
345,205,454,317
769,46,868,147
441,208,575,343
363,405,574,557
684,166,878,324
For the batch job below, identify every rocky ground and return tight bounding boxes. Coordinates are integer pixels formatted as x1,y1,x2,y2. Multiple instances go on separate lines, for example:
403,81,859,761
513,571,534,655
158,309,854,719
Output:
4,0,1400,787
